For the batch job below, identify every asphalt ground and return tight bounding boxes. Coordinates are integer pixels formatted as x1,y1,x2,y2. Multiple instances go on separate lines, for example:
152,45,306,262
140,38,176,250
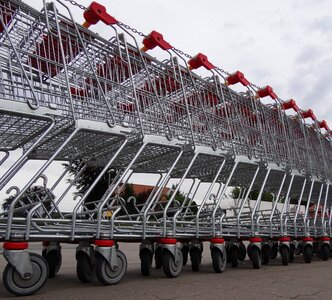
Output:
0,242,332,299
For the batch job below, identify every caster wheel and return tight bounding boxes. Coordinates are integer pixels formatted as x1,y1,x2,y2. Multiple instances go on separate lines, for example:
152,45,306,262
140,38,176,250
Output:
140,249,152,276
280,246,289,266
226,245,231,263
211,248,226,273
44,250,62,278
321,244,330,261
262,245,270,265
295,244,302,255
162,250,183,278
76,253,94,283
238,243,246,261
3,253,48,296
270,243,278,259
303,245,313,263
95,250,127,285
289,245,295,263
155,247,162,269
250,247,261,269
230,246,239,268
190,247,201,272
182,244,189,266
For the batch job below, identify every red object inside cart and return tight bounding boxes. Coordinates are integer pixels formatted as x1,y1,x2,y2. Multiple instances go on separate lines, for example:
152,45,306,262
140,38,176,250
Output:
0,1,16,33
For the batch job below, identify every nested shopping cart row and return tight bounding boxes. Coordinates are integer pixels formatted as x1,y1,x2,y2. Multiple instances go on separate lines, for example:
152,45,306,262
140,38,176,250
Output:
0,0,332,297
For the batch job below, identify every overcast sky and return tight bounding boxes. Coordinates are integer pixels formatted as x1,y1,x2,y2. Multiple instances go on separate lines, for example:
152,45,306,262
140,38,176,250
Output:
30,0,332,126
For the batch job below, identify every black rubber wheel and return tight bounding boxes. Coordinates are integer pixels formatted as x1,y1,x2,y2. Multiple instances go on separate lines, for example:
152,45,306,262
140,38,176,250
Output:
270,243,278,259
211,248,226,273
230,246,239,268
226,245,231,263
251,247,261,269
321,244,330,261
280,246,289,266
289,245,295,263
303,245,313,263
3,253,49,296
295,244,302,255
182,245,189,266
262,245,270,265
190,247,201,272
238,243,246,261
45,250,62,278
155,247,162,269
76,253,94,283
95,250,127,285
140,250,152,276
162,250,183,278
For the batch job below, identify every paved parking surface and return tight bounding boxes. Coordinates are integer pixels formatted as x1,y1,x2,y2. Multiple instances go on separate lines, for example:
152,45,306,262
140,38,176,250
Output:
0,242,332,299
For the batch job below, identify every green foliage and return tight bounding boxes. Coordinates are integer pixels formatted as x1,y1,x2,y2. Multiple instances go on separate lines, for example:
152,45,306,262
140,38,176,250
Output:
167,184,198,214
1,185,54,217
64,160,115,210
230,187,273,202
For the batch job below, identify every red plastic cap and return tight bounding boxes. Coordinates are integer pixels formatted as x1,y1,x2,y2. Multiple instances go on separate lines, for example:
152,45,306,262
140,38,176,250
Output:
83,2,118,27
318,120,330,131
281,99,299,112
159,238,177,245
210,237,225,244
302,237,313,242
301,109,316,121
226,71,249,86
3,242,29,250
249,237,262,243
257,86,277,100
142,30,172,51
188,53,214,70
279,236,291,242
94,239,115,247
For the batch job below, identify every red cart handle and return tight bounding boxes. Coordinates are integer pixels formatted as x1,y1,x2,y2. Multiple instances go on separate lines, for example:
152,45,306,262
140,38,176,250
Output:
188,53,214,70
281,99,299,112
141,30,172,52
318,120,330,131
83,2,118,28
226,71,249,86
301,109,316,121
256,86,277,100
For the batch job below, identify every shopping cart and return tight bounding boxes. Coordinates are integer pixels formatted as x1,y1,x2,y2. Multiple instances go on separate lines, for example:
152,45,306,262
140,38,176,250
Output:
0,0,332,296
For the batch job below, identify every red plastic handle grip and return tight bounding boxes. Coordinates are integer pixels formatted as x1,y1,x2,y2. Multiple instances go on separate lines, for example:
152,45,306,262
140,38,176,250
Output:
141,30,172,51
226,71,249,86
301,109,316,121
281,99,299,112
257,86,277,100
83,2,118,28
188,53,214,70
318,120,330,131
